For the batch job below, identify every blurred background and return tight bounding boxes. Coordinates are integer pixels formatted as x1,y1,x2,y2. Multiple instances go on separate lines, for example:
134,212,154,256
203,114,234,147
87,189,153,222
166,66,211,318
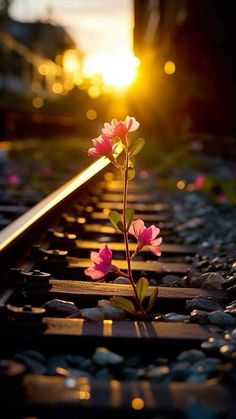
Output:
0,0,236,219
1,0,236,139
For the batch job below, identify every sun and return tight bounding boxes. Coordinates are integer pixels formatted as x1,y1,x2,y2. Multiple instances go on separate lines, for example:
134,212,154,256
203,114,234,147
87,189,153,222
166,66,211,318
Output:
83,47,140,90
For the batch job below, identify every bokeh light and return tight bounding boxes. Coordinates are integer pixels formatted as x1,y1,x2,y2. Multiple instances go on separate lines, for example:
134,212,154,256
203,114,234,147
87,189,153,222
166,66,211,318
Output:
164,61,176,75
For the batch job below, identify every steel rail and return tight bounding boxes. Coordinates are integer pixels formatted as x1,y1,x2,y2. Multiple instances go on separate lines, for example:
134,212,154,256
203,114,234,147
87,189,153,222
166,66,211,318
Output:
0,157,110,254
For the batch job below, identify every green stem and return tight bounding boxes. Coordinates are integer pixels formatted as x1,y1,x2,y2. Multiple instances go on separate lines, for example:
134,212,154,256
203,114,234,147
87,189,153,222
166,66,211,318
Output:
122,145,146,318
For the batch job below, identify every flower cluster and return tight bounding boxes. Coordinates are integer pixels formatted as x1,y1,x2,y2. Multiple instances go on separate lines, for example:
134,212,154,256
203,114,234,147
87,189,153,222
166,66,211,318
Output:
85,116,162,318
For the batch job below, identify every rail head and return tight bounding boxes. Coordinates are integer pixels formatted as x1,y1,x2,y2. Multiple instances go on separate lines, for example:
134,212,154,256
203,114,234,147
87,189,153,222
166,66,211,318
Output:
0,157,110,254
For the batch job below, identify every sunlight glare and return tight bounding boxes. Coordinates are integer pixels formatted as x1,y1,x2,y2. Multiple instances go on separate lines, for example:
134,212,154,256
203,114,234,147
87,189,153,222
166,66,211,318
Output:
63,49,80,74
83,47,140,89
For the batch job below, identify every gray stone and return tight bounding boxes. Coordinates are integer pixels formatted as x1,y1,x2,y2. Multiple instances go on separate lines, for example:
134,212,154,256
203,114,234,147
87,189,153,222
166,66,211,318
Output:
102,304,126,320
231,328,236,339
177,349,206,363
225,301,236,315
201,338,227,352
43,299,79,316
14,350,46,363
190,309,210,324
186,373,208,383
55,366,91,378
80,307,104,321
208,310,236,326
14,351,46,374
188,275,204,288
122,367,138,380
146,366,169,381
161,275,180,286
95,367,114,380
164,313,190,322
169,361,191,381
97,299,126,320
97,299,110,308
66,355,92,370
113,277,130,284
185,296,223,313
189,358,220,375
219,343,236,359
200,272,225,290
92,347,124,366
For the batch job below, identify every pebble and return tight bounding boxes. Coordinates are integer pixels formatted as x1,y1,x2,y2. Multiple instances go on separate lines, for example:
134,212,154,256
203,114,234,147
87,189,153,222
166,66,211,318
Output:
188,275,204,288
161,275,180,286
222,276,236,289
97,299,125,320
231,328,236,339
189,358,220,375
219,343,236,359
112,277,130,284
185,296,223,312
146,366,169,381
92,347,124,366
190,309,210,324
80,307,104,321
208,310,236,326
14,351,46,374
66,355,92,370
186,373,208,383
224,300,236,315
42,299,79,316
55,366,91,378
102,304,126,320
169,361,191,381
200,272,225,289
163,313,190,322
201,338,228,352
95,367,114,380
177,349,205,363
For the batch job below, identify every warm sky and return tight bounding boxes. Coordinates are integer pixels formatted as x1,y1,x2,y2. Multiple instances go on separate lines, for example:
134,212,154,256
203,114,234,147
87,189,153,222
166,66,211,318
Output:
10,0,134,56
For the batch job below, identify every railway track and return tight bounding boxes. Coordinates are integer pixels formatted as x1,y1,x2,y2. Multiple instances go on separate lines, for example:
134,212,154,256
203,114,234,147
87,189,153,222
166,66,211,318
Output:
0,157,236,418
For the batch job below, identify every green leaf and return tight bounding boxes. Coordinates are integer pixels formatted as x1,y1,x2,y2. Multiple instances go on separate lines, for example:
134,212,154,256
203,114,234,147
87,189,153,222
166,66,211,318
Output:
125,208,134,231
147,287,159,313
136,277,149,303
128,156,135,168
110,296,136,314
108,211,123,232
128,167,135,180
113,141,124,156
130,138,145,157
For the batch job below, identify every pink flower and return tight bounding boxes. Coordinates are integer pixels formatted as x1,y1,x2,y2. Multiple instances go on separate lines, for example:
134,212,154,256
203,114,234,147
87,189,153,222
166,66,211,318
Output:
7,174,21,185
88,135,114,161
129,219,162,256
85,244,113,280
102,116,140,146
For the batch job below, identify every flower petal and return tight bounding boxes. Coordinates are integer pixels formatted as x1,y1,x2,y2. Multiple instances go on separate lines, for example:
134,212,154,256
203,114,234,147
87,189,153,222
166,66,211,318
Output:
99,244,112,261
139,227,153,244
84,266,105,280
90,251,101,264
148,245,162,256
88,147,98,157
150,225,160,240
129,219,145,239
151,237,162,246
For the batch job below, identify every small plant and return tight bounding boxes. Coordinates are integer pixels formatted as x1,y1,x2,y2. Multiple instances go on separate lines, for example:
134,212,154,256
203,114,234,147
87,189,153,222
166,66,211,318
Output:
85,116,162,319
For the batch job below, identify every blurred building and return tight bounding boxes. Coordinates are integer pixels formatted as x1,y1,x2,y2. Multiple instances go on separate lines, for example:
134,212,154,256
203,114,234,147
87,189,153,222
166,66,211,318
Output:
134,0,236,136
0,2,84,139
0,15,77,94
